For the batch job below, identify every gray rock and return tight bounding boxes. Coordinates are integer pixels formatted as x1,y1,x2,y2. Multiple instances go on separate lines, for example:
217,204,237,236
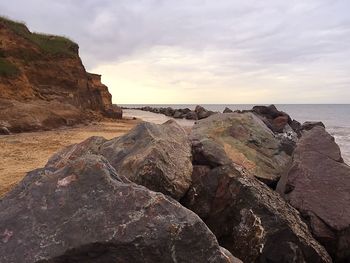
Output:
185,111,198,120
173,110,183,119
301,121,326,131
191,112,291,186
47,121,193,200
0,155,232,263
223,107,233,113
182,163,332,263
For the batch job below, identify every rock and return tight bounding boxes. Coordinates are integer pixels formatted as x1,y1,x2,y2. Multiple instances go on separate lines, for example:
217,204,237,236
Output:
47,120,193,200
173,110,183,119
272,115,289,133
195,105,215,120
164,107,175,117
185,111,198,120
277,126,350,262
301,121,325,131
100,120,193,200
252,104,283,119
46,136,108,170
0,126,10,135
0,155,232,263
191,112,291,186
0,17,122,133
180,108,191,115
290,119,302,136
223,107,233,113
182,163,332,262
252,105,292,133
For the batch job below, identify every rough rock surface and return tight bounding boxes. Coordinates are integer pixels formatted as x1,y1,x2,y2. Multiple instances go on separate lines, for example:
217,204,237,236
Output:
0,17,122,133
0,154,231,263
277,126,350,262
47,120,193,200
182,137,332,262
191,112,291,186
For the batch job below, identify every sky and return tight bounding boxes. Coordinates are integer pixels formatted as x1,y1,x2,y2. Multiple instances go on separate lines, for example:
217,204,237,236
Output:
1,0,350,104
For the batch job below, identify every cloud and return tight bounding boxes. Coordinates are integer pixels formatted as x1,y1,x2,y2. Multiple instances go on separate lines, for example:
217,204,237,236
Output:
1,0,349,103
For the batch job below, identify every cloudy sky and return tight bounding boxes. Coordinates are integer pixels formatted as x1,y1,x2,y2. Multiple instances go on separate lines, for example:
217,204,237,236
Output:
1,0,349,104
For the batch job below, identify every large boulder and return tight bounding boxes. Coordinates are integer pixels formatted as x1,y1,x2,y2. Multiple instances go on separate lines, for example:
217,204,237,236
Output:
182,162,331,262
0,155,232,263
47,120,193,200
99,120,193,200
277,126,350,262
191,112,291,186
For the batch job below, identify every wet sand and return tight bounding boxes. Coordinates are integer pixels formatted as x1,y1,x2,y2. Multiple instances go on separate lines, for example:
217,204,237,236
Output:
0,119,139,197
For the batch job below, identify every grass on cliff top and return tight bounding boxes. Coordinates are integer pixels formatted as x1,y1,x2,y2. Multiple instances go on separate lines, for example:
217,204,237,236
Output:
0,58,19,77
0,16,78,57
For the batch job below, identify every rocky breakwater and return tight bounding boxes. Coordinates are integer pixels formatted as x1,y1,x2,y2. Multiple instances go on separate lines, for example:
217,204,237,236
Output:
129,105,216,120
2,105,349,262
0,17,122,134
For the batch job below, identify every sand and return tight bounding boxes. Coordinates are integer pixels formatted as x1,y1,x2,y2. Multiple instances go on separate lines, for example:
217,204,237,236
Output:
0,119,139,197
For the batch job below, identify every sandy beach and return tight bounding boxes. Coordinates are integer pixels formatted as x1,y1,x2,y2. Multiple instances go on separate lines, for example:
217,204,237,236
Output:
0,119,139,197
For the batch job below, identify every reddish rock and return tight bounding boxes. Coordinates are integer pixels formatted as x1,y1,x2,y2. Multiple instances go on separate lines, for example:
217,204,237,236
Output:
252,105,293,133
277,126,350,262
272,115,289,133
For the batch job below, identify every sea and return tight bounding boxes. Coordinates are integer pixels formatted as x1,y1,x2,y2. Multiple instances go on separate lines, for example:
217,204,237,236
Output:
121,104,350,165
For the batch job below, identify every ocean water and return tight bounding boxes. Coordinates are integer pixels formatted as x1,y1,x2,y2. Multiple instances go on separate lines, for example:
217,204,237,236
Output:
122,104,350,164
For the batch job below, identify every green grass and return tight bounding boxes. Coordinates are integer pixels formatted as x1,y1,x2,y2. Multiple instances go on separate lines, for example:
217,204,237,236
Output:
0,16,78,57
0,58,19,77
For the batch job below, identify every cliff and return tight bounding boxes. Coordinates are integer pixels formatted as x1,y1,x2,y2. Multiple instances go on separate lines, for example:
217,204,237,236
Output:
0,16,122,133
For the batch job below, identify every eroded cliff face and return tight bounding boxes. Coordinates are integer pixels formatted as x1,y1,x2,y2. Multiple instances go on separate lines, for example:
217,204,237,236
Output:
0,17,122,133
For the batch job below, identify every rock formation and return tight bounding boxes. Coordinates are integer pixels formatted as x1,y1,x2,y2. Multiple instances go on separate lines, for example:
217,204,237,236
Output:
0,17,122,133
1,106,344,262
190,112,291,186
0,155,232,263
46,120,192,200
277,125,350,262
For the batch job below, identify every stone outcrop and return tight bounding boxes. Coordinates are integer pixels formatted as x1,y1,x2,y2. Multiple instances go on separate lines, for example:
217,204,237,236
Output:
46,120,193,200
277,126,350,262
0,17,122,133
0,155,232,263
182,135,332,263
191,112,291,186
